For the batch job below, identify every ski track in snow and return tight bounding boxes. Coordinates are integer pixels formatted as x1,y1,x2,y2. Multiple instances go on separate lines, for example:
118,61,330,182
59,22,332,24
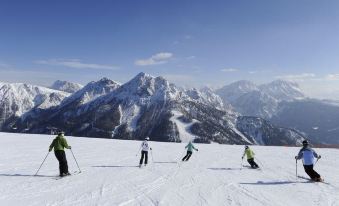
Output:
0,132,338,206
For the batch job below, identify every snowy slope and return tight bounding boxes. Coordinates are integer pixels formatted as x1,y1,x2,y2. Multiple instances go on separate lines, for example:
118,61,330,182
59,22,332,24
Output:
0,132,338,206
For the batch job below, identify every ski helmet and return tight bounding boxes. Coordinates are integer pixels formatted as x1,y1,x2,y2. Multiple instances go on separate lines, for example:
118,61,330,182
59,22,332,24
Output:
245,145,249,149
145,137,150,140
302,140,309,146
57,130,64,136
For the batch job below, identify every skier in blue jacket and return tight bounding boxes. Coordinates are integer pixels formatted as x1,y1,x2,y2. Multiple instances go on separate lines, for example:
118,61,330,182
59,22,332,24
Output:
182,141,198,161
295,140,323,182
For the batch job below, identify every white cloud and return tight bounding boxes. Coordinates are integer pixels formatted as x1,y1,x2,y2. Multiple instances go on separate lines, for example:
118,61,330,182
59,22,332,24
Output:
326,74,339,81
135,52,173,66
221,68,238,72
275,73,316,81
34,59,118,70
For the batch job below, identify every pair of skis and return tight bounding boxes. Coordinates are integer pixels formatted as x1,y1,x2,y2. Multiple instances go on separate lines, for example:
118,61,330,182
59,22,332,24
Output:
54,171,81,180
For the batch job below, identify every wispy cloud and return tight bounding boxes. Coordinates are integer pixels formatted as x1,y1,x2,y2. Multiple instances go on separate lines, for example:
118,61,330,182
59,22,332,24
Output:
184,35,192,40
275,73,316,81
186,56,196,60
135,52,173,66
0,61,10,68
173,35,193,45
326,74,339,80
34,59,118,70
221,68,238,72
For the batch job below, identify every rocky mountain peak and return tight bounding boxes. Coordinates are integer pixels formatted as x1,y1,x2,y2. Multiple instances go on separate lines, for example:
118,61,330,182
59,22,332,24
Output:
50,80,83,93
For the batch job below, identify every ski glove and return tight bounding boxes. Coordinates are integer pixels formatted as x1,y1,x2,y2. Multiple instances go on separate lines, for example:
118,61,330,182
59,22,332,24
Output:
295,156,298,160
68,146,72,149
195,149,199,151
318,155,321,159
150,148,152,150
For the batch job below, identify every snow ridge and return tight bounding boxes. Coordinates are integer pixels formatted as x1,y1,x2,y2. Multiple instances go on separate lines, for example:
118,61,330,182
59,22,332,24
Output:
0,82,69,118
50,80,83,93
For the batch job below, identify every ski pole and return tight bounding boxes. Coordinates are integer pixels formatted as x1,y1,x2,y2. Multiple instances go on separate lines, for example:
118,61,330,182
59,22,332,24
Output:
240,157,244,170
136,147,141,157
35,151,50,176
295,159,298,180
255,157,264,169
314,157,320,167
70,149,81,173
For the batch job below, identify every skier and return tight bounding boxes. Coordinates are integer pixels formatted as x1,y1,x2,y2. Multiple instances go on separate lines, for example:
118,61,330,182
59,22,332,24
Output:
242,145,259,169
182,141,198,161
295,140,323,182
139,137,152,167
49,131,72,177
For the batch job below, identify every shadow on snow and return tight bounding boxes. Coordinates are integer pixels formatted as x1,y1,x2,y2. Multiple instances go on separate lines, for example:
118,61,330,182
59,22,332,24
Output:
92,165,139,168
207,168,242,171
240,180,311,185
153,161,177,164
0,173,55,177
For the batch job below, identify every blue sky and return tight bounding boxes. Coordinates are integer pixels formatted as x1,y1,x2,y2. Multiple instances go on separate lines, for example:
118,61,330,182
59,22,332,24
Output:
1,0,339,98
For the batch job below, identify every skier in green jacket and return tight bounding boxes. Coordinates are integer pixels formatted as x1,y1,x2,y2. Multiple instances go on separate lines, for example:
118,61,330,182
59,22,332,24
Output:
49,131,72,177
242,145,259,169
182,141,198,161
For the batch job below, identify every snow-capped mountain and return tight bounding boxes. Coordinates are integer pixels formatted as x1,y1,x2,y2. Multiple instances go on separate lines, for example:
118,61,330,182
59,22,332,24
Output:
60,77,120,107
259,80,305,101
0,82,69,129
15,77,121,132
8,73,305,146
50,80,83,93
216,80,259,104
216,79,339,144
216,80,305,118
185,87,231,111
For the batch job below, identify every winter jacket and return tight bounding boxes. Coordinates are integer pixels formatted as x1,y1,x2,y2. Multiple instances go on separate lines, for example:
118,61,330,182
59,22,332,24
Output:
296,146,319,165
243,148,255,160
49,135,70,152
185,142,198,152
140,141,151,152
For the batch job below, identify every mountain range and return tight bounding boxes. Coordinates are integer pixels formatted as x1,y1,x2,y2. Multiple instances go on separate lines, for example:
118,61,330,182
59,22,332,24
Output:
216,80,339,145
1,73,338,145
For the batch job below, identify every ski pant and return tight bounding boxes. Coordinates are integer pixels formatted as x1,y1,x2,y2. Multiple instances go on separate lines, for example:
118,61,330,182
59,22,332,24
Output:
303,164,321,180
182,151,192,161
54,150,69,175
139,151,148,165
247,158,259,168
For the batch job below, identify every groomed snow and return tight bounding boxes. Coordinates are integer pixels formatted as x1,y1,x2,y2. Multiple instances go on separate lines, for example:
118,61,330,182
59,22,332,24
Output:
170,111,197,142
0,132,338,206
